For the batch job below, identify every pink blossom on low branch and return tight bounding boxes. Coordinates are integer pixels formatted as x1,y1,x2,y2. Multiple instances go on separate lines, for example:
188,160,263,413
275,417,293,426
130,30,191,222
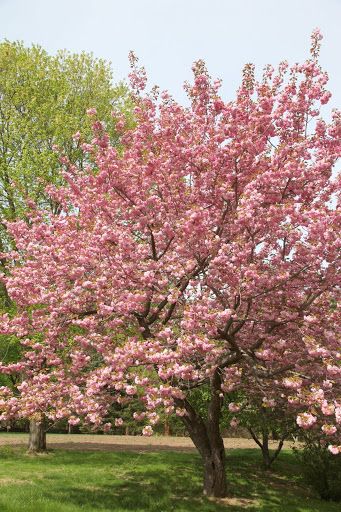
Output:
133,412,146,421
297,413,317,429
321,401,335,416
321,424,337,436
328,445,340,455
68,416,81,426
262,398,277,408
142,425,153,437
228,402,241,413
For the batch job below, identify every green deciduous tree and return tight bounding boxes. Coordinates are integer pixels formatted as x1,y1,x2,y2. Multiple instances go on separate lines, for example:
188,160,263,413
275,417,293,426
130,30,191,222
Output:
0,40,132,451
0,40,132,228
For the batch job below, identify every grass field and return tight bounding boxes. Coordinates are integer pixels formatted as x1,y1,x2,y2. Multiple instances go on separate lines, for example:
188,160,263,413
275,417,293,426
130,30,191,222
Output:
0,446,339,512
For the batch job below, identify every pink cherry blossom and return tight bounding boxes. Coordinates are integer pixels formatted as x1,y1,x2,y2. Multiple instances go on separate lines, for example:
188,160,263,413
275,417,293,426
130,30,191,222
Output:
321,401,335,416
327,445,340,455
228,403,241,413
321,424,337,436
296,413,317,430
142,425,153,437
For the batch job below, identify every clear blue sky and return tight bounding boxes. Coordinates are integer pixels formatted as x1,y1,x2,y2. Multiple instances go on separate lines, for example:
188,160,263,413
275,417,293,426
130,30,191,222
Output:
1,0,340,110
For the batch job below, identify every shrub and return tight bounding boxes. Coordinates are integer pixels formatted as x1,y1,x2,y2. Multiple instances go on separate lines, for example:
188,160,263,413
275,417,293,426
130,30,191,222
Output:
295,438,341,501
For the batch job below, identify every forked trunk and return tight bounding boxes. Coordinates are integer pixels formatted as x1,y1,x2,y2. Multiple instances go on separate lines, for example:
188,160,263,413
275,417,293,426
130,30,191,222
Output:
248,426,286,469
28,416,46,453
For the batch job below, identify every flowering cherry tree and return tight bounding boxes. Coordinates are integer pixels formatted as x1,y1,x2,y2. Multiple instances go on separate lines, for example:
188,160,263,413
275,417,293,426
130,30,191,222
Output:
0,31,340,497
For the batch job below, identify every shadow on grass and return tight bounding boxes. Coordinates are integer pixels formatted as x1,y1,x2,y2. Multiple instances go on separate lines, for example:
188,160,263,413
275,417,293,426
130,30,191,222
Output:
0,447,339,512
224,449,331,512
43,451,225,512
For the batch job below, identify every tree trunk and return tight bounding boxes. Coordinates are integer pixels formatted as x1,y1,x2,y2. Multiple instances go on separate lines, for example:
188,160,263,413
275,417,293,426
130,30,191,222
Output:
203,444,227,497
164,417,171,436
28,416,46,453
203,369,227,497
260,431,272,469
176,369,228,497
248,426,286,469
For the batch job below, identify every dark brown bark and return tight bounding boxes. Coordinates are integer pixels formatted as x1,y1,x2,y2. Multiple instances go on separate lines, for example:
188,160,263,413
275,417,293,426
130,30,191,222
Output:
164,417,171,436
260,430,272,469
176,369,227,497
203,369,227,496
203,444,227,497
248,426,285,469
27,416,47,453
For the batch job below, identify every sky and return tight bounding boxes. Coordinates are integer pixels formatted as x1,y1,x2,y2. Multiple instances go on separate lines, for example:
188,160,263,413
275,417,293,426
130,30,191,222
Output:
0,0,340,111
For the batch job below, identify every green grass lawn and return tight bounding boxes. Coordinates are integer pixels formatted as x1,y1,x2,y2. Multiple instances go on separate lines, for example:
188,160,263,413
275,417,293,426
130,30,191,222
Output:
0,446,339,512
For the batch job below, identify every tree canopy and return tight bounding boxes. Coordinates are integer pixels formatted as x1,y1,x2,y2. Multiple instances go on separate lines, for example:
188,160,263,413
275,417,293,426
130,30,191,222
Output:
0,40,132,226
0,31,340,497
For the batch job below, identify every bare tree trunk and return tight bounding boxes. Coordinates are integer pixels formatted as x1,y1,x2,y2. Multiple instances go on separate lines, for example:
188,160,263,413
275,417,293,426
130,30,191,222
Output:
177,370,227,497
0,238,13,309
260,430,272,469
203,442,227,497
204,369,227,497
248,426,286,469
28,416,46,453
164,417,171,436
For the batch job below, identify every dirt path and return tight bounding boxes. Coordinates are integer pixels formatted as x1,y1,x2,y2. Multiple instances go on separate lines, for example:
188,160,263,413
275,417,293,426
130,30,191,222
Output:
0,433,297,452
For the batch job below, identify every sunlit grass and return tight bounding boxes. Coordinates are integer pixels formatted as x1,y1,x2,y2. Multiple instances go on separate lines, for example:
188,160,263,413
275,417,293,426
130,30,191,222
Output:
0,446,338,511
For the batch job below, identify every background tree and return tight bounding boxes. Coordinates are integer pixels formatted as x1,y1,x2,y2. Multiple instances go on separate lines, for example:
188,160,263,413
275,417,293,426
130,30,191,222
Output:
0,40,132,451
0,40,132,226
294,430,341,501
0,31,340,497
225,389,298,469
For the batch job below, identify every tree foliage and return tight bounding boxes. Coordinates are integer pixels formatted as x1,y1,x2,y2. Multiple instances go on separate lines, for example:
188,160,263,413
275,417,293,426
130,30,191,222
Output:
0,31,340,497
0,40,132,227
